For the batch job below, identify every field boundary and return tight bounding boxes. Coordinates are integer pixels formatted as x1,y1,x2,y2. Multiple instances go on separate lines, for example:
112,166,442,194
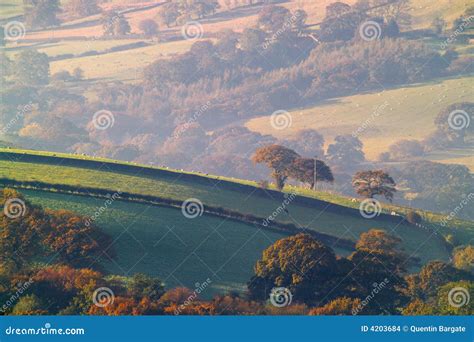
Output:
1,178,356,251
0,150,407,223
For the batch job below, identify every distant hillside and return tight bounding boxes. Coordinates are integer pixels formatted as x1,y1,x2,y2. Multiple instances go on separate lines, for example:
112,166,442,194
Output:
245,76,474,170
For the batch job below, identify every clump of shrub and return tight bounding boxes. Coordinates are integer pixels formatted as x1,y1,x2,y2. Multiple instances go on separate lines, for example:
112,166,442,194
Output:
406,210,422,225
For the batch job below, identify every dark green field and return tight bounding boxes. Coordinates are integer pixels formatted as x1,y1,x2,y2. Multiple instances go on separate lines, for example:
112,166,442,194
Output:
1,149,467,267
22,189,289,298
0,150,468,268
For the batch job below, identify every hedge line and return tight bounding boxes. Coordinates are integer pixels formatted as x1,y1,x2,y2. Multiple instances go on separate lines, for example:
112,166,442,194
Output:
0,178,356,251
0,151,404,222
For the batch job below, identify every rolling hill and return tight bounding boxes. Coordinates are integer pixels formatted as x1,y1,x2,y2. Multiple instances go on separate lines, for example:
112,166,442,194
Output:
0,0,473,297
245,76,474,170
1,148,473,295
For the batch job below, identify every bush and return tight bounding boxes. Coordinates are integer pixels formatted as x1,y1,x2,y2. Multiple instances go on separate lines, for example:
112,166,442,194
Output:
377,152,391,162
388,139,425,160
257,180,269,189
139,19,158,36
52,70,73,82
406,210,422,225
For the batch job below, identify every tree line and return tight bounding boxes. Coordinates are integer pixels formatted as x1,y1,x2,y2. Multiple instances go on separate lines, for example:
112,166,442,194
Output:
253,144,397,203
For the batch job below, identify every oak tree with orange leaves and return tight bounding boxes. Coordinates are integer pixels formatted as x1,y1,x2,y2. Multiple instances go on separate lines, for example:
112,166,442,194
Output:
252,145,300,190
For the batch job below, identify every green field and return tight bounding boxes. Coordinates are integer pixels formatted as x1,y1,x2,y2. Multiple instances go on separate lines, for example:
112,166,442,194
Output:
2,148,472,269
246,76,474,169
22,189,287,297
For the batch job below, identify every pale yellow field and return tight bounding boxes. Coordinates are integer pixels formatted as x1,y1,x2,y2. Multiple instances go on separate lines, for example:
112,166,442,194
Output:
32,39,145,57
245,76,474,167
409,0,473,29
50,39,196,81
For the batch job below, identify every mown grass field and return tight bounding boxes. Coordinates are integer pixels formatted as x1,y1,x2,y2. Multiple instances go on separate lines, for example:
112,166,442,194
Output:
49,39,196,81
245,76,474,170
22,189,287,297
2,148,471,267
0,0,23,19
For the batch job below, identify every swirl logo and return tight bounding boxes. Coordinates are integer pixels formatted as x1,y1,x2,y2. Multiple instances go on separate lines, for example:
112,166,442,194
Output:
448,287,470,308
181,198,204,219
3,198,26,219
269,287,292,307
448,110,470,131
359,21,382,41
92,287,115,307
270,110,292,130
4,21,26,42
181,21,204,41
359,198,382,219
92,110,115,130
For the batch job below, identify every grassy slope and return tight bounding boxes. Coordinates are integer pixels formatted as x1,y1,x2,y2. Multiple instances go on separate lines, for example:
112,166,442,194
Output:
2,148,472,266
0,0,22,19
22,189,287,297
409,0,472,29
245,76,474,169
49,39,196,81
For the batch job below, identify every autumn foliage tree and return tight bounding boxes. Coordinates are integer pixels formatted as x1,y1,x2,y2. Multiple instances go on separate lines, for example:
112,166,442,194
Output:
41,209,113,268
352,170,397,201
347,230,409,314
139,19,159,36
248,233,338,304
452,245,474,273
0,189,47,273
67,0,101,18
434,102,474,145
0,188,113,273
309,297,362,315
287,158,334,189
252,145,300,190
355,229,403,255
24,0,61,29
